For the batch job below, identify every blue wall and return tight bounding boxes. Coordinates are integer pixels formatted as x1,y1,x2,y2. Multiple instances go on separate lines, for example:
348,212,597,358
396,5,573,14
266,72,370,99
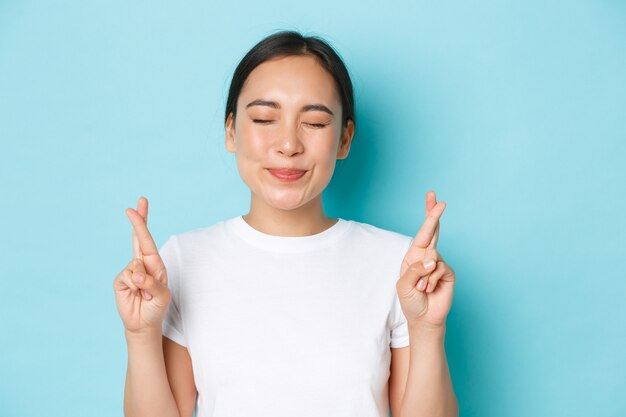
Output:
1,1,624,416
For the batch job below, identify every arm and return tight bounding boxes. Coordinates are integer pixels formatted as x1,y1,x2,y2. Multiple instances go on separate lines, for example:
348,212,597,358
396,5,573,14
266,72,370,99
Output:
399,323,458,417
393,191,458,416
124,329,181,417
119,199,196,416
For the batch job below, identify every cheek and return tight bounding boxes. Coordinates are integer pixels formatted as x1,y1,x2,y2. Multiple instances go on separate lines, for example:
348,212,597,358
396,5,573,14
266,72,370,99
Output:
312,135,340,175
318,131,341,159
236,127,270,160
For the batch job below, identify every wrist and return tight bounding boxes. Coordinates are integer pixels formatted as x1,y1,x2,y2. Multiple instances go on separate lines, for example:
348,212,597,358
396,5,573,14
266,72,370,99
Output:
408,321,446,334
408,322,446,349
124,327,162,345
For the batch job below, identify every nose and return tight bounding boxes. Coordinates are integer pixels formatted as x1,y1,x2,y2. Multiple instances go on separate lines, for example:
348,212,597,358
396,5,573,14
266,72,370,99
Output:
275,121,304,157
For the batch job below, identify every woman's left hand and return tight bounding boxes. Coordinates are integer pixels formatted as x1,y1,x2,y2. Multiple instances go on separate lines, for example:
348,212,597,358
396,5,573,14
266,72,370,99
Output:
396,191,456,329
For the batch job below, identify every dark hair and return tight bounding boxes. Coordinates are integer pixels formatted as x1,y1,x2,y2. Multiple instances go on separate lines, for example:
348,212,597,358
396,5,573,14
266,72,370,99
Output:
224,30,355,129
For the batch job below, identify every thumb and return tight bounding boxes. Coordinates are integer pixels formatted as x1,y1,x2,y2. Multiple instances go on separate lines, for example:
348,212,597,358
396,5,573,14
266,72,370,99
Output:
397,258,436,295
131,269,171,307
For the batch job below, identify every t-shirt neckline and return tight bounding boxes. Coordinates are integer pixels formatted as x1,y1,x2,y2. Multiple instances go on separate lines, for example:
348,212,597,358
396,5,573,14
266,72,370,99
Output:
226,215,352,253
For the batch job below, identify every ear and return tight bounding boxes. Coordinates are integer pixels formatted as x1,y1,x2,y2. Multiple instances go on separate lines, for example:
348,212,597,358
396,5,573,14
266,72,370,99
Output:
336,119,355,160
225,112,237,153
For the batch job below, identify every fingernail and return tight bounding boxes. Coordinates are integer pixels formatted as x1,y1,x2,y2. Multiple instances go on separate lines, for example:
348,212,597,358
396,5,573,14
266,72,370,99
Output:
423,259,436,270
133,273,144,284
417,279,426,290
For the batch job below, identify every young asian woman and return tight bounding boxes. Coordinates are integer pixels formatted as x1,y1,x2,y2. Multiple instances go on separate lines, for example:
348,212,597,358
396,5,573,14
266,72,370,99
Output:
114,30,458,417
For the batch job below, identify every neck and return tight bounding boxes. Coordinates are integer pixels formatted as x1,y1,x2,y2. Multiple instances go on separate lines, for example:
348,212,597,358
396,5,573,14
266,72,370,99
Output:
242,194,337,237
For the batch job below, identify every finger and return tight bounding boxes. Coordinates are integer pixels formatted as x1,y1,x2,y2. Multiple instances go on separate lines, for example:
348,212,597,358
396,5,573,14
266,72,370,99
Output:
128,257,147,274
131,197,148,258
425,248,442,262
412,201,446,248
427,261,456,292
397,258,437,294
137,196,148,225
425,261,446,292
113,268,134,291
426,191,442,250
429,222,440,250
125,207,164,269
115,261,157,300
125,215,168,287
128,258,157,299
415,252,441,292
113,268,141,296
132,231,142,259
127,258,147,295
130,269,171,307
426,190,437,215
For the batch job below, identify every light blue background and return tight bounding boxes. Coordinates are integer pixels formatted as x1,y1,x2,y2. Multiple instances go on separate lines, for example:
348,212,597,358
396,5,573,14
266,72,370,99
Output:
1,1,624,416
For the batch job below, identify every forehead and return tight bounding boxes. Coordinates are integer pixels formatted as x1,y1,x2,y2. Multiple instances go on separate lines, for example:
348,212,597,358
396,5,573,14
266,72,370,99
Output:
238,55,340,107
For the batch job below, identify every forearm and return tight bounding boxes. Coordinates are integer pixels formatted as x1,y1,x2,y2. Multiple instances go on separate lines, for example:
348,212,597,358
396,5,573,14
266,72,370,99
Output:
400,324,458,417
124,329,180,417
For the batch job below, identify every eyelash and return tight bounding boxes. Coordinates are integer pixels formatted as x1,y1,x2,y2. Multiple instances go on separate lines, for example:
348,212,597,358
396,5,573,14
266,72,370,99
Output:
253,119,327,129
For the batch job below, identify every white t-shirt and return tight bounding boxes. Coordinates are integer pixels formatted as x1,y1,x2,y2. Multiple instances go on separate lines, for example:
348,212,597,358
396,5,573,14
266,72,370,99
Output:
159,216,413,417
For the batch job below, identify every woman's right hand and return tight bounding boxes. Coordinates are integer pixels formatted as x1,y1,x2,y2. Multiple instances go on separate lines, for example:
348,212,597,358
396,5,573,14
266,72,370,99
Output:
113,196,172,335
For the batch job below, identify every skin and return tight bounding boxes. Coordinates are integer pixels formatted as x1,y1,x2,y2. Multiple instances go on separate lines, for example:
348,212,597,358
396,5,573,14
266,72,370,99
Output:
396,193,456,329
114,54,457,417
224,54,355,236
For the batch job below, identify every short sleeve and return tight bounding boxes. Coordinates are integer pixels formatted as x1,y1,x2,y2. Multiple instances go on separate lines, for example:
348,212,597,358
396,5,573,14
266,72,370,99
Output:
159,235,187,347
390,237,413,348
390,291,410,348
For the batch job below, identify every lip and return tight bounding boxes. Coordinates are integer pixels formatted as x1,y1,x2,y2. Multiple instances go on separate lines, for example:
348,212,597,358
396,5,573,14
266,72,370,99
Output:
267,168,307,182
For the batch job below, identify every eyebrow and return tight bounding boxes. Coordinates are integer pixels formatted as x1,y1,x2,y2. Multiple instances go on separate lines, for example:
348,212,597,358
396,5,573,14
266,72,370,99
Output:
245,99,334,116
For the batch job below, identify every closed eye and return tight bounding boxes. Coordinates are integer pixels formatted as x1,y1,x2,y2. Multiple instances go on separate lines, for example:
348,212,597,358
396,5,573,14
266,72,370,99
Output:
252,119,327,128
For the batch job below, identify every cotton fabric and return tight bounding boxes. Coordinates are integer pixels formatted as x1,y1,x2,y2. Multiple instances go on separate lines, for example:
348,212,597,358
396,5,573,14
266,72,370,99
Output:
160,216,413,417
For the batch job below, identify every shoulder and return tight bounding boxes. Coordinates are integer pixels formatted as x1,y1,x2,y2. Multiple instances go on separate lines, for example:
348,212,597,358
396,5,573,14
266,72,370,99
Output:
345,219,414,252
163,217,235,250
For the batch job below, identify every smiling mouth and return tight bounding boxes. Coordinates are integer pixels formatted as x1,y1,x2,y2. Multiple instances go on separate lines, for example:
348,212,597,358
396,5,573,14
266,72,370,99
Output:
266,168,307,182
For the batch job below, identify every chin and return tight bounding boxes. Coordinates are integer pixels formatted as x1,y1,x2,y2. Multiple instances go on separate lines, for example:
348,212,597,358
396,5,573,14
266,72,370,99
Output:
252,184,323,212
268,199,308,211
264,192,314,211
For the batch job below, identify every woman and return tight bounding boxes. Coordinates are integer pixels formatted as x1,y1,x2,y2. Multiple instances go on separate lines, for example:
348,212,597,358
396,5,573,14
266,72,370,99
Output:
114,30,458,417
